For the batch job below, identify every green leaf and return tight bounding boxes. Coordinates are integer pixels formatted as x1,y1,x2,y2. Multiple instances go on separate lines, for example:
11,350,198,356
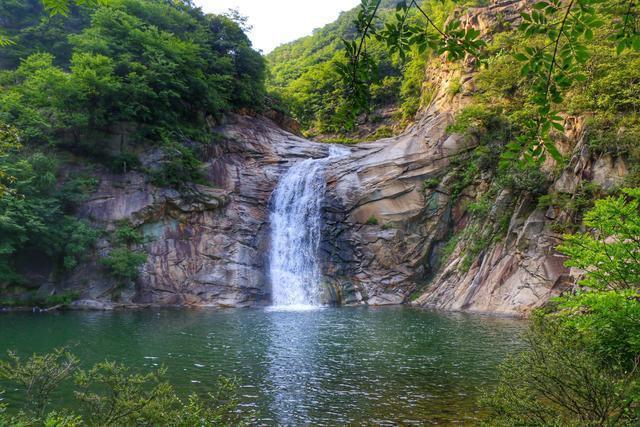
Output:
544,141,563,162
584,28,593,40
42,0,71,16
0,36,14,46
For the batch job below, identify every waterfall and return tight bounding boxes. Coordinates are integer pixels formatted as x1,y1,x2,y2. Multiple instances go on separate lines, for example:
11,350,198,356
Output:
268,145,349,308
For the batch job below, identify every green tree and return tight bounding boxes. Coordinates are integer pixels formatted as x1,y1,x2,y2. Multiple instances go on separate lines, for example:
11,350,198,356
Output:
0,0,267,292
483,190,640,425
41,0,109,16
0,137,99,287
559,188,640,290
344,0,640,162
0,123,21,197
0,0,92,67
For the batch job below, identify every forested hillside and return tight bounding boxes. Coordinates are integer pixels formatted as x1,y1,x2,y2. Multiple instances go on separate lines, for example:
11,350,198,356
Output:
0,0,265,292
266,0,486,138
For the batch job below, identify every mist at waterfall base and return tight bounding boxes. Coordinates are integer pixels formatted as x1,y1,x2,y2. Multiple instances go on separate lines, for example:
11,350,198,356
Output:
0,308,525,424
268,146,349,310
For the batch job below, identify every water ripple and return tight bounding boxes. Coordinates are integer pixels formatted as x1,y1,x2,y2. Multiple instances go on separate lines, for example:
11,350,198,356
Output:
0,306,526,425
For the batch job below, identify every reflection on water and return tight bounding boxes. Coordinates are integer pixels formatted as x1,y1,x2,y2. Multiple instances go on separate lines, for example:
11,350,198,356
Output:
0,306,526,425
265,308,322,423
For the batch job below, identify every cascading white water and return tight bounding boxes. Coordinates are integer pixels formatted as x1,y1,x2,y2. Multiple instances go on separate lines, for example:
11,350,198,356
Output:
269,146,349,308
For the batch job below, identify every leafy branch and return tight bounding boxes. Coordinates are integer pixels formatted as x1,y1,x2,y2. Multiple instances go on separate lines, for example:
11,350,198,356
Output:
505,0,603,165
0,36,14,47
341,0,639,167
335,0,382,126
0,0,111,48
336,0,485,128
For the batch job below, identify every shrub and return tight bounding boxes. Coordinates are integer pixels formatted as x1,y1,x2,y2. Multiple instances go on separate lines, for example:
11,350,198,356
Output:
151,140,205,189
448,79,463,98
450,161,479,202
365,215,379,225
422,177,440,191
370,125,394,139
109,152,140,174
497,161,549,196
100,247,147,284
554,290,640,366
558,188,640,291
0,349,246,425
483,187,640,426
59,219,100,272
0,146,99,285
467,196,492,218
0,348,79,418
447,104,500,136
482,312,639,426
114,223,144,246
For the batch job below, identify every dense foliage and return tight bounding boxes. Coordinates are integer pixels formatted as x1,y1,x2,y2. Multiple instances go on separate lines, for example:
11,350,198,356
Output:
0,0,265,290
0,139,99,287
266,0,485,135
101,223,147,288
345,0,639,162
559,189,640,290
0,0,265,148
427,2,640,255
0,348,246,425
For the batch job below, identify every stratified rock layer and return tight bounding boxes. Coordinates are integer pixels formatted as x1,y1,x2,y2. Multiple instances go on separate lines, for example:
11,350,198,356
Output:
64,115,328,307
41,0,625,315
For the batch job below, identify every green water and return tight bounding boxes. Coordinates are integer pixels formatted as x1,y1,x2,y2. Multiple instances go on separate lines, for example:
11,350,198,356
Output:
0,306,526,425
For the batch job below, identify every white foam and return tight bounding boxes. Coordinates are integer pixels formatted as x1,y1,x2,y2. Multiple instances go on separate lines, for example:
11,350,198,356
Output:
265,304,326,313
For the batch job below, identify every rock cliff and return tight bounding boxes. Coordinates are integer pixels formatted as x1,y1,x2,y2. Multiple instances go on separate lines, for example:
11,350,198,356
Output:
25,0,627,315
318,0,628,315
59,115,328,308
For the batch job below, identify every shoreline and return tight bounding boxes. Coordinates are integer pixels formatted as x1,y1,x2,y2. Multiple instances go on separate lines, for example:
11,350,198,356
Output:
0,299,529,318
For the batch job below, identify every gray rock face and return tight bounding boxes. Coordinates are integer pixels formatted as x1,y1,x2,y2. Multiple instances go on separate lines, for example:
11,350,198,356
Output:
55,110,600,316
64,109,459,309
319,106,458,306
64,115,329,307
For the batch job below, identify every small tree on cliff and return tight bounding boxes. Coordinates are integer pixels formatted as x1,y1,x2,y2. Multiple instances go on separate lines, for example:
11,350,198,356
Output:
558,188,640,290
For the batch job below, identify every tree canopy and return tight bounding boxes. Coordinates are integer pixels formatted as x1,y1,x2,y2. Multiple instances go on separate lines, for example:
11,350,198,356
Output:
0,0,266,288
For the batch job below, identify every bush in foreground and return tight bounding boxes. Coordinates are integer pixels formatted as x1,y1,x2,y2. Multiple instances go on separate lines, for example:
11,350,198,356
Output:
0,348,247,426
